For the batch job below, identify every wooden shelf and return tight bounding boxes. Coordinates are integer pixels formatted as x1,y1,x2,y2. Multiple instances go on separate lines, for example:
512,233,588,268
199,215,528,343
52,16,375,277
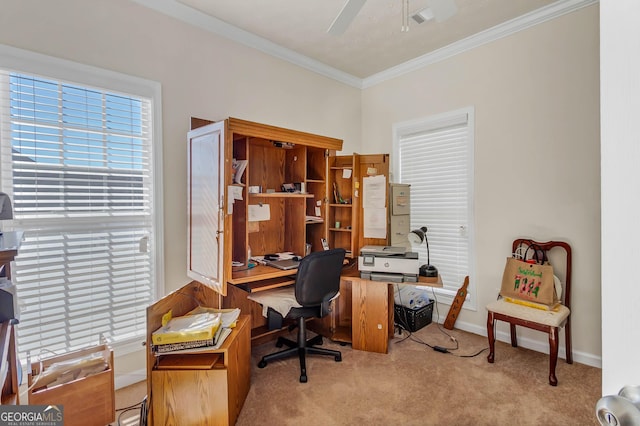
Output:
330,326,351,343
329,203,353,207
250,192,313,198
330,228,352,232
230,265,297,284
234,276,295,293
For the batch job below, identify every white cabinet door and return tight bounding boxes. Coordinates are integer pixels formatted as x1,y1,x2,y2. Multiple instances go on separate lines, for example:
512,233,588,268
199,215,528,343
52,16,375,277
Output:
187,121,226,294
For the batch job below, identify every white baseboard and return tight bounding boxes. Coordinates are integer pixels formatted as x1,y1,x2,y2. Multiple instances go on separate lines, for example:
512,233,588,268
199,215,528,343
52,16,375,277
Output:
434,315,602,369
114,369,147,390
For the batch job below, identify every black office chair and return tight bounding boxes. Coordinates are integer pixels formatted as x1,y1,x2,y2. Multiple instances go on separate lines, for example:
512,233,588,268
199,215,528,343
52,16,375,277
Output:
257,248,346,383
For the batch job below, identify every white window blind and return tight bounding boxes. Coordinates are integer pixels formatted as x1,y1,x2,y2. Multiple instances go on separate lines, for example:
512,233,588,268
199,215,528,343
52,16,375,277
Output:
394,108,474,305
0,61,160,358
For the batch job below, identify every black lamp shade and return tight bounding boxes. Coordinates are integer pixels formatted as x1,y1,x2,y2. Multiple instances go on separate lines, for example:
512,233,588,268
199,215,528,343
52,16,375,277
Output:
408,226,427,245
407,226,437,277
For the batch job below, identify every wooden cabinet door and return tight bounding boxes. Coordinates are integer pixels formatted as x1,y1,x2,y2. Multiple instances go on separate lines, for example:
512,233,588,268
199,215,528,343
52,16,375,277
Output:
187,122,226,295
151,369,229,426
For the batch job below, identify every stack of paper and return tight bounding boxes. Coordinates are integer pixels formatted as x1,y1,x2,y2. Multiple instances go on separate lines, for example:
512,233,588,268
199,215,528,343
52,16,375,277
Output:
187,307,241,328
152,312,221,346
152,308,242,354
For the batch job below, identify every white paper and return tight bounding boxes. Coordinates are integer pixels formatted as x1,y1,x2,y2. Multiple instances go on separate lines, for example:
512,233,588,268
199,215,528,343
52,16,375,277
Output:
248,204,271,222
232,159,247,184
342,168,352,179
227,186,244,214
364,207,387,239
363,175,386,208
229,186,243,201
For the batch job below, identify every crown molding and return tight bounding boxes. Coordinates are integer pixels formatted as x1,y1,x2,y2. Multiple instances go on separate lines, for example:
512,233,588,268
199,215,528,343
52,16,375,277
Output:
130,0,362,88
132,0,597,90
362,0,598,88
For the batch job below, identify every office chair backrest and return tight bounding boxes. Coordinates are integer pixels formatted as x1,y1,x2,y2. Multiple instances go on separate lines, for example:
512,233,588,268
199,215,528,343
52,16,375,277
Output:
294,248,346,307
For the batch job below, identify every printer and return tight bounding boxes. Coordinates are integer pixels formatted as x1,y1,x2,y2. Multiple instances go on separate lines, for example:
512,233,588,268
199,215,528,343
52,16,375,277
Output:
358,245,420,282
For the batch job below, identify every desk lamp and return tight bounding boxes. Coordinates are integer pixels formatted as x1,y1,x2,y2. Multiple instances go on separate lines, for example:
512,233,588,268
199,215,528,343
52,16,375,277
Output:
408,226,438,277
0,192,13,236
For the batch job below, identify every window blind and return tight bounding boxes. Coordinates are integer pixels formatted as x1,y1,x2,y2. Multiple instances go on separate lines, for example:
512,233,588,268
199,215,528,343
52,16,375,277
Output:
0,70,156,357
395,111,473,298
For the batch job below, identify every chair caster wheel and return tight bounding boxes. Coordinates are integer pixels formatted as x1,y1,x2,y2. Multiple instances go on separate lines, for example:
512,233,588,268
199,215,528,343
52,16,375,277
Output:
300,375,307,383
335,355,342,362
339,342,347,346
258,360,267,368
275,338,284,348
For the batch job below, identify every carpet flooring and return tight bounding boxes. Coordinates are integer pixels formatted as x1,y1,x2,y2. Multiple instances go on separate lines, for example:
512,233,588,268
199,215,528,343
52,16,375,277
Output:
115,323,601,425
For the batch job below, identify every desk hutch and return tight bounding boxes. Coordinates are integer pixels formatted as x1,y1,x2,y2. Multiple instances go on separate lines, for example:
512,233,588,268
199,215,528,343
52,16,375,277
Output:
186,117,390,343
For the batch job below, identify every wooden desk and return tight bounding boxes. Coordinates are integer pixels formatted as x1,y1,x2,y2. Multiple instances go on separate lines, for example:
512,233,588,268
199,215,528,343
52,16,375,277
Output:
226,263,442,354
224,265,301,345
330,271,443,354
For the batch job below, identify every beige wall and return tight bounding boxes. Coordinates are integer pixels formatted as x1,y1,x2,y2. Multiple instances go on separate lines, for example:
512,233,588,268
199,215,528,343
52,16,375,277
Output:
0,0,601,384
0,0,362,385
362,5,601,363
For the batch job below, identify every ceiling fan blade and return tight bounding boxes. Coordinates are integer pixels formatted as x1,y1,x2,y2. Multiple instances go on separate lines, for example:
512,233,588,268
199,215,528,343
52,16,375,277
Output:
426,0,458,23
327,0,366,35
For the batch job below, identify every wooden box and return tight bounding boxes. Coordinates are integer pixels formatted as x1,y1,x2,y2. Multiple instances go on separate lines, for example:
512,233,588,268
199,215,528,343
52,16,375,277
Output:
28,344,115,426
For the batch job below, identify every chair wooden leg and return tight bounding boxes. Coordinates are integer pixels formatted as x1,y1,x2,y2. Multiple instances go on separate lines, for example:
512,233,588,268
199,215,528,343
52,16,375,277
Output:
548,327,559,386
486,312,495,363
509,323,518,347
565,318,573,364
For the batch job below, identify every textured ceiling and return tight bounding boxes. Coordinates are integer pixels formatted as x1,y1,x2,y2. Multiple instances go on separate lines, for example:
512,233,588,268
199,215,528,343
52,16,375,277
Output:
174,0,557,78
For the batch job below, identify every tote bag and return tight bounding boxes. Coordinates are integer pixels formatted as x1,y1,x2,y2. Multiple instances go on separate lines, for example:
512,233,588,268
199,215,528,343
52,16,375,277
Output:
500,256,558,307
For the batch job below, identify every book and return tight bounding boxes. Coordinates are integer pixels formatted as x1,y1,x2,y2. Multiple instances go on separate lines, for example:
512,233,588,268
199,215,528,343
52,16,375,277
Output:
153,328,233,355
153,338,215,354
151,312,221,345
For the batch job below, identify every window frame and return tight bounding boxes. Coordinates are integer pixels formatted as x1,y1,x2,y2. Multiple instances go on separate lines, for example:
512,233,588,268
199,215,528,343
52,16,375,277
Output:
392,106,476,311
0,43,164,357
